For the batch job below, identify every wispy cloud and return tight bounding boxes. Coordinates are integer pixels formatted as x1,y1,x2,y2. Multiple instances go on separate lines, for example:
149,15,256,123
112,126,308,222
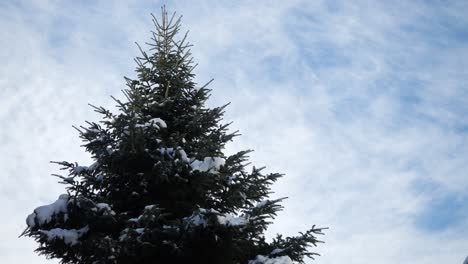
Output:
1,1,468,263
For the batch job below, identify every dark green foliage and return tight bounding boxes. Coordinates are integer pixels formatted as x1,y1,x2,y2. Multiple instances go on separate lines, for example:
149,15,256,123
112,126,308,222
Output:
23,7,325,264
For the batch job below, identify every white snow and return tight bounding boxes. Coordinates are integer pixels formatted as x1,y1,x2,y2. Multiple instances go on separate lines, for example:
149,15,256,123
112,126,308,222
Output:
157,148,224,174
217,214,248,226
185,209,210,227
135,118,167,129
73,162,99,174
126,205,158,223
158,147,175,156
190,157,225,174
106,145,114,154
73,166,88,174
227,175,238,185
256,200,269,208
248,255,293,264
119,228,129,241
185,208,248,227
95,203,115,215
95,203,111,211
148,118,167,128
270,248,285,255
39,226,89,245
26,194,69,228
144,204,156,210
178,148,190,163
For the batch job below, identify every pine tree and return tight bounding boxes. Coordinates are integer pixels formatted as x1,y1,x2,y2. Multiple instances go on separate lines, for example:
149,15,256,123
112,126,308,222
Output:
22,7,325,264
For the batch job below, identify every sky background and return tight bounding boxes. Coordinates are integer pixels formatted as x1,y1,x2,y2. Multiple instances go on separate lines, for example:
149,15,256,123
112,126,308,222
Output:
1,0,468,263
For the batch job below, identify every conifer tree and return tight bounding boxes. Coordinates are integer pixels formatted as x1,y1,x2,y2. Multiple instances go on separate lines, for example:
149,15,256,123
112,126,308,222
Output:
22,7,325,264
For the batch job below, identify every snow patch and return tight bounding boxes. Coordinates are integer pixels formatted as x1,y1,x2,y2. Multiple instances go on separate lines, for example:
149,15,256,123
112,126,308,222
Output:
95,203,111,211
73,166,88,174
119,228,129,241
39,226,89,245
95,203,115,215
26,194,69,228
148,118,167,128
185,208,248,227
185,209,210,227
158,147,175,156
270,248,285,255
217,214,248,226
73,162,99,175
248,255,293,264
144,204,156,210
135,118,167,129
178,148,190,163
256,200,269,208
191,157,225,174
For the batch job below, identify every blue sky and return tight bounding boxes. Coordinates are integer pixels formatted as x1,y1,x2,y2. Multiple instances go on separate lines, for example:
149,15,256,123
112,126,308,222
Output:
1,1,468,263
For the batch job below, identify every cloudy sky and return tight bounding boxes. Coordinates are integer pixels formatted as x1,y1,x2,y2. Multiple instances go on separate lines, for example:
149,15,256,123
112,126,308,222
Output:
1,0,468,263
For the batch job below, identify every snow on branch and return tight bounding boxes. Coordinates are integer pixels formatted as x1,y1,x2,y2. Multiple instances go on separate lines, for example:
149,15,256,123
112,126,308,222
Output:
26,194,69,228
248,255,293,264
184,208,248,227
39,226,89,246
135,117,167,129
190,157,225,174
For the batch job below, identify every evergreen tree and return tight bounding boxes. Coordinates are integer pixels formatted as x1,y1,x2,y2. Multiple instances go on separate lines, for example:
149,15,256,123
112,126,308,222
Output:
22,8,325,264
